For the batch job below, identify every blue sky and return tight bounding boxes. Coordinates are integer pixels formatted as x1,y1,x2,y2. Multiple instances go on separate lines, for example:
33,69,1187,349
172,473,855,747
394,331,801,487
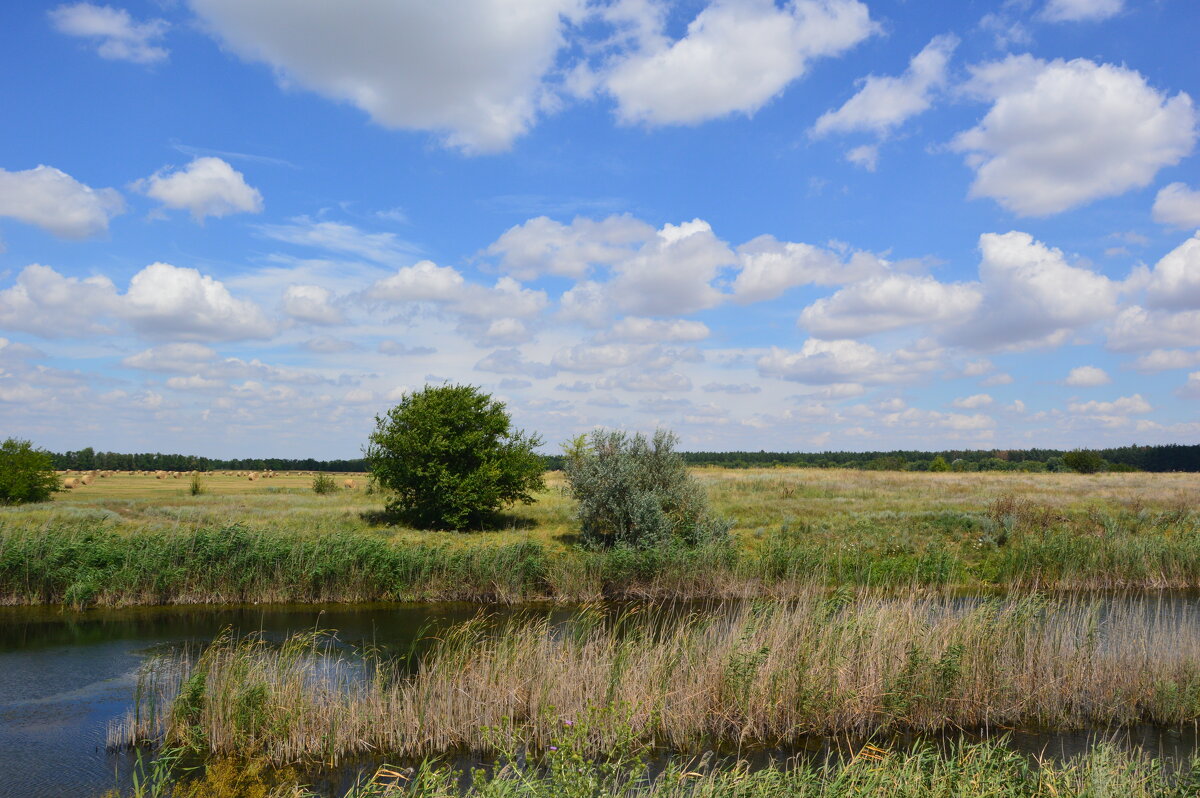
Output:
1,0,1198,458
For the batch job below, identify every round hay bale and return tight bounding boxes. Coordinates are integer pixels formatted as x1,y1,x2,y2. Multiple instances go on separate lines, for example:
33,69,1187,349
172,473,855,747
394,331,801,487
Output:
248,473,258,481
62,478,78,489
343,479,356,489
80,475,93,486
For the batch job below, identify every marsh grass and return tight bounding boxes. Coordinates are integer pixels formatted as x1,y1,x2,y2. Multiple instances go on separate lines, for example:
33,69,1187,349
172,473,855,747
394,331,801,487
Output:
112,594,1200,765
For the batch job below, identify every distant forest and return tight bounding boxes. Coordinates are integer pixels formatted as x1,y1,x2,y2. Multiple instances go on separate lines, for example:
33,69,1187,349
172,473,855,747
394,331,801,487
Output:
49,443,1200,473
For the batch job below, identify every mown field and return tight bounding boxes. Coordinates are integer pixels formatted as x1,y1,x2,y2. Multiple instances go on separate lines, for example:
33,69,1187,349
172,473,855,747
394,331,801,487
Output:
1,467,1198,605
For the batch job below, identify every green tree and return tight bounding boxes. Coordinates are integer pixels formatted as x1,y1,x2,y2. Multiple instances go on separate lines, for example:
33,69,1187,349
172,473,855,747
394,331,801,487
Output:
365,384,545,529
1063,449,1106,474
0,438,60,505
928,455,951,472
563,428,730,548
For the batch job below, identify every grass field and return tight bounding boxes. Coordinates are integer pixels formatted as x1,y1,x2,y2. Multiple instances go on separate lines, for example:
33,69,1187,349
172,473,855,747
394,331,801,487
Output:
2,467,1198,605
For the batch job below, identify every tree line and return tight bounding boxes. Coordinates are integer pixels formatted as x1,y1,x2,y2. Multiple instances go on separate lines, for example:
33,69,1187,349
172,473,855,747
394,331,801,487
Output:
49,443,1200,475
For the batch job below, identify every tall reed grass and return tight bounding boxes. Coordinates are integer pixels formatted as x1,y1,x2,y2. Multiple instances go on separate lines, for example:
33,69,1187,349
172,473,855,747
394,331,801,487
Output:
112,594,1200,765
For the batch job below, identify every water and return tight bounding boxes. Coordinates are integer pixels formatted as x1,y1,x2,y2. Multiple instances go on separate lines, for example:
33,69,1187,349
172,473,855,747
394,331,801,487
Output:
2,598,1199,797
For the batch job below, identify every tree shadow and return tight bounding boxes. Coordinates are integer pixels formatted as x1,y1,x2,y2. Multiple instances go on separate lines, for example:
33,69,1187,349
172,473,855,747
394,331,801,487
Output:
358,507,538,533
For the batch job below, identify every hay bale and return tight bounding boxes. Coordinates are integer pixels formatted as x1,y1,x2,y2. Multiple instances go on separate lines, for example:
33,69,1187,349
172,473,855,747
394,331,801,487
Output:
172,473,181,479
62,478,78,489
80,475,93,486
343,479,356,489
248,473,258,481
155,471,167,479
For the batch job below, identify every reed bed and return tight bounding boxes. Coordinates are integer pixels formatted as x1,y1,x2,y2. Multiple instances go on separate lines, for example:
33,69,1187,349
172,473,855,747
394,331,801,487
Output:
112,594,1200,765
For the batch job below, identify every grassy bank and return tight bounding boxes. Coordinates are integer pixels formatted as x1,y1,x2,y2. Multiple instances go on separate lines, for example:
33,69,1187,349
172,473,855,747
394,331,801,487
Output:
112,595,1200,763
2,468,1198,605
107,739,1200,798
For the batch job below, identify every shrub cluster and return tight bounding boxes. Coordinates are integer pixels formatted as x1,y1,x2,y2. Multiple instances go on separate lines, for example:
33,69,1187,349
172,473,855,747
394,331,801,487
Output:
0,438,60,505
563,428,730,548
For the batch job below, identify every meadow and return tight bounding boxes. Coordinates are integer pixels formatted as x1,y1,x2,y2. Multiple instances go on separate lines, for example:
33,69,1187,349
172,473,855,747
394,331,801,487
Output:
3,467,1198,796
1,467,1198,605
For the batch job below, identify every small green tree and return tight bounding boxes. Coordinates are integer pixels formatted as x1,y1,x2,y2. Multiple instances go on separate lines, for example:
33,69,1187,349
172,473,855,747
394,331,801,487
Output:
0,438,60,505
312,473,337,494
928,455,951,472
1063,449,1106,474
366,384,545,529
562,428,729,548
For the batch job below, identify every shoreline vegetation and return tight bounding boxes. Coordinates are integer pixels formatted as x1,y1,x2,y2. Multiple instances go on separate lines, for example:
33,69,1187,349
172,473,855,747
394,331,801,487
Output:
2,468,1198,606
111,595,1200,764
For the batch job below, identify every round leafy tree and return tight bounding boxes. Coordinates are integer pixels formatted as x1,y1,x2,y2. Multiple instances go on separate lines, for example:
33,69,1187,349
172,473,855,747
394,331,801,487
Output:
366,384,545,529
0,438,61,505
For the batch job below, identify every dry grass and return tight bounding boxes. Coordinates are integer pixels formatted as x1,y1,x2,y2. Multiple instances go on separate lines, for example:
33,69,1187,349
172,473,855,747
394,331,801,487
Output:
112,593,1200,765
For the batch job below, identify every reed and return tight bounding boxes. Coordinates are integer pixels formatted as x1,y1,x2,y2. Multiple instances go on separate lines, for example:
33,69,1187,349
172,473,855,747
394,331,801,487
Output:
111,594,1200,765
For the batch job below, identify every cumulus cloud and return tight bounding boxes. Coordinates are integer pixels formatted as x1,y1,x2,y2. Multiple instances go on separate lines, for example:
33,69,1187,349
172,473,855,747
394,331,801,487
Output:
732,235,885,303
282,284,343,325
487,214,654,280
608,219,734,315
953,56,1196,216
475,348,556,379
798,274,981,337
0,165,124,238
1064,365,1111,386
599,0,876,126
1178,372,1200,400
135,157,263,221
597,371,692,392
49,2,169,64
368,260,466,302
189,0,577,153
1144,233,1200,310
757,338,940,385
812,33,957,138
378,340,435,357
600,317,710,343
703,382,761,394
952,393,993,409
948,231,1119,349
301,336,357,354
1106,306,1200,351
0,264,119,336
1152,184,1200,230
1068,393,1151,415
1131,349,1200,372
120,262,274,341
122,343,218,372
1040,0,1122,23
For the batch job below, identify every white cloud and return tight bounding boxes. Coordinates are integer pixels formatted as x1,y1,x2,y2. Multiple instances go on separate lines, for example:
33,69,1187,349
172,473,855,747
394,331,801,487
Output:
49,2,168,64
475,348,556,379
136,157,263,221
597,371,692,392
953,56,1196,216
1178,372,1200,400
812,34,957,138
122,343,217,372
844,144,878,171
981,372,1014,386
949,231,1119,349
1131,349,1200,372
551,342,646,373
486,214,654,280
258,218,420,264
1064,365,1111,386
368,260,466,302
0,165,124,238
1068,393,1151,415
122,262,275,341
189,0,578,153
1040,0,1122,23
282,284,343,325
702,382,761,394
757,338,941,385
1153,183,1200,229
165,375,225,391
600,0,876,126
378,340,434,357
1145,233,1200,310
302,336,357,354
952,393,993,409
798,274,981,337
732,235,883,304
1106,306,1200,351
601,317,710,343
608,219,734,315
0,264,119,337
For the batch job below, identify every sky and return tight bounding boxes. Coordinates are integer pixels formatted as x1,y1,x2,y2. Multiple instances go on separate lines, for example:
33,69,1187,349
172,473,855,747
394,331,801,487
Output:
1,0,1198,458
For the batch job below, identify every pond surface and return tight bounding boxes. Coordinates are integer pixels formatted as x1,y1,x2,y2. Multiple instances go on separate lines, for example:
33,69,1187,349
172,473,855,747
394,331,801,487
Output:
2,597,1199,797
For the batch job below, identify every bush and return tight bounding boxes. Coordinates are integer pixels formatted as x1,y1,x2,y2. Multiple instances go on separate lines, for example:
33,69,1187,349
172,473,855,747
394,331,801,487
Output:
311,474,337,495
928,455,951,472
562,428,730,548
0,438,60,505
366,384,545,529
1063,449,1106,474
